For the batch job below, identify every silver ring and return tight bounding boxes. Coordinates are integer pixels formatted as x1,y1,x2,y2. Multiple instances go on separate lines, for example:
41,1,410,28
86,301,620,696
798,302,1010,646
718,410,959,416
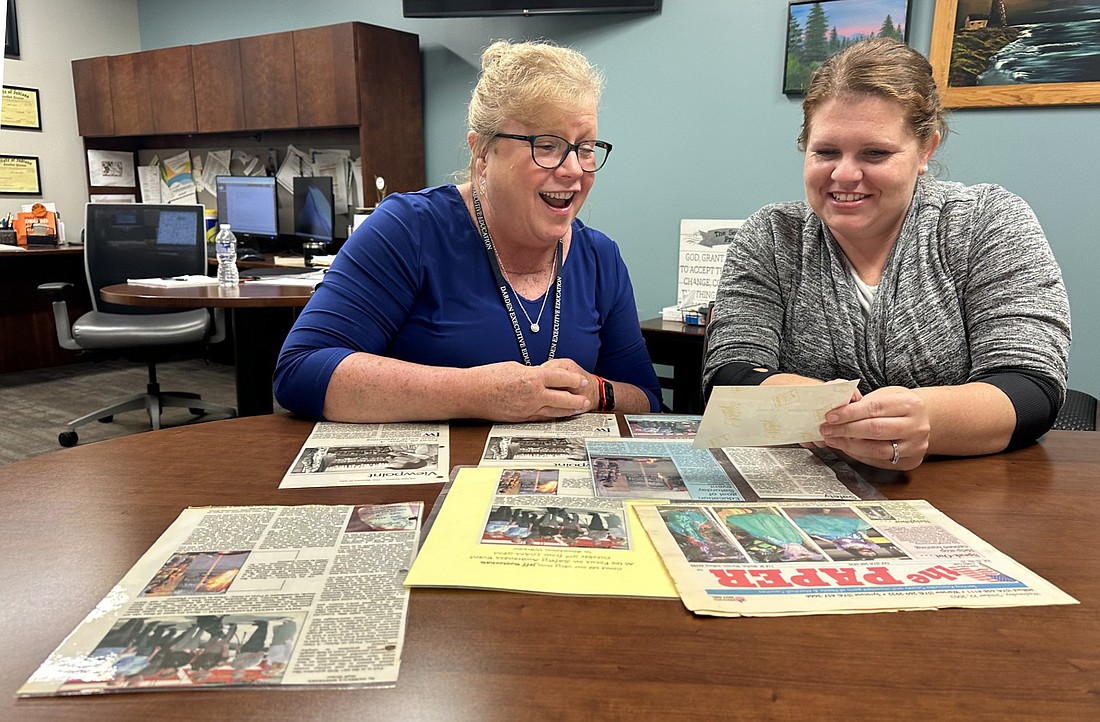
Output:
890,441,900,465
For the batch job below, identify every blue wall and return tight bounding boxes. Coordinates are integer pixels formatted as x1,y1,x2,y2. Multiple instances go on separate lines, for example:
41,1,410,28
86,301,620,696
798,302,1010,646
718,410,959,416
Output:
138,0,1099,396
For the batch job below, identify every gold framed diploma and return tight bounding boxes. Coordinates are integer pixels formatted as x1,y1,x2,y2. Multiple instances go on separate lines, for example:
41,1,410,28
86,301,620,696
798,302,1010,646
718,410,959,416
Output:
0,155,42,195
1,85,41,130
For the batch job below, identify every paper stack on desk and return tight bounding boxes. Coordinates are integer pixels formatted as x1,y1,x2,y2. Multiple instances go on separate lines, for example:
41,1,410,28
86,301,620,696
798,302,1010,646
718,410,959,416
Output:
245,270,326,287
126,275,219,287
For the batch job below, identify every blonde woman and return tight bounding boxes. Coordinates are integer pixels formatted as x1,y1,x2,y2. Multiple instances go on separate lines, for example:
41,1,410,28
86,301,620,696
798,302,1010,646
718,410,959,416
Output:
276,40,660,422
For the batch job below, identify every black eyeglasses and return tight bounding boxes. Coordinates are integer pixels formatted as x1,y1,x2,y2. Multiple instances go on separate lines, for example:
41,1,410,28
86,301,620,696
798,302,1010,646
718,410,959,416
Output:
493,133,612,172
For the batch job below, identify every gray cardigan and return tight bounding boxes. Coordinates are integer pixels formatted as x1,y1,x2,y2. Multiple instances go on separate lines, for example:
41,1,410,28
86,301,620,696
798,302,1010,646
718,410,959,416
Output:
704,177,1071,444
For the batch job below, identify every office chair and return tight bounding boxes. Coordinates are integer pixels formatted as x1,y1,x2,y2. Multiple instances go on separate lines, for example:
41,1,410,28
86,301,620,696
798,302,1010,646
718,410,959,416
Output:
39,204,236,447
1053,389,1098,432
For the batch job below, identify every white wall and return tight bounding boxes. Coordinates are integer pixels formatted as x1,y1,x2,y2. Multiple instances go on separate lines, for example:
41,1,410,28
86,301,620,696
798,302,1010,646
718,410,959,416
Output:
0,0,141,238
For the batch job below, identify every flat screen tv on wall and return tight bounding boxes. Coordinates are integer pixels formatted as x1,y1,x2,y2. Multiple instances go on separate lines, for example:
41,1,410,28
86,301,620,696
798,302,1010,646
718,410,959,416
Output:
403,0,660,17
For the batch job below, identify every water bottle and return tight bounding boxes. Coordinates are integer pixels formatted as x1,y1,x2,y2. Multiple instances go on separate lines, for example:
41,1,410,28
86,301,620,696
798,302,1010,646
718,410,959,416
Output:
215,224,239,287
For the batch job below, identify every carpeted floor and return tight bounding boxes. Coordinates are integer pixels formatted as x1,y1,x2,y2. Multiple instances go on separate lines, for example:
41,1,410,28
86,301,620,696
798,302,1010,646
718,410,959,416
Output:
0,358,240,465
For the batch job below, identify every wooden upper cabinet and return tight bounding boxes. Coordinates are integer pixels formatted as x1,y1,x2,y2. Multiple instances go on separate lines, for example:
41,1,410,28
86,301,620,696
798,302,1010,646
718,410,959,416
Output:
70,22,424,196
192,39,247,132
100,48,197,136
294,24,359,128
354,24,424,198
108,52,154,136
239,31,299,130
146,46,197,134
72,56,114,137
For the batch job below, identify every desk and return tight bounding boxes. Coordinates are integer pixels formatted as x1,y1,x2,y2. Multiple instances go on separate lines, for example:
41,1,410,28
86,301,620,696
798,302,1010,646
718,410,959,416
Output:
99,283,313,417
640,317,706,414
1,416,1097,720
0,245,88,373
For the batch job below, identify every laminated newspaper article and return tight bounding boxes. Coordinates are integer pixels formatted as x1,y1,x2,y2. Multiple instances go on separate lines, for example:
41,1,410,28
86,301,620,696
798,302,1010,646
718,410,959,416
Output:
634,500,1078,618
19,502,422,696
624,414,860,500
280,422,449,488
404,466,679,598
586,438,745,501
589,439,864,502
479,413,619,468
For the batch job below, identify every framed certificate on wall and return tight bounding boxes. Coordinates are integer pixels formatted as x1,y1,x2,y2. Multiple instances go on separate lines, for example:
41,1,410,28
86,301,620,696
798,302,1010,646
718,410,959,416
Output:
0,155,42,195
1,85,41,130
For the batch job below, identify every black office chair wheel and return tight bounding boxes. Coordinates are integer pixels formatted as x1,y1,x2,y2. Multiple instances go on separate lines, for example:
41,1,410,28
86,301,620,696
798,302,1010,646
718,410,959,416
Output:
189,408,208,417
98,415,114,423
59,431,78,447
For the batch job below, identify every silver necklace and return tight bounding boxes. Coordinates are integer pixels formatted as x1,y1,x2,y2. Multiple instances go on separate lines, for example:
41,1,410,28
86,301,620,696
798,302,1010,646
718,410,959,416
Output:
495,253,556,333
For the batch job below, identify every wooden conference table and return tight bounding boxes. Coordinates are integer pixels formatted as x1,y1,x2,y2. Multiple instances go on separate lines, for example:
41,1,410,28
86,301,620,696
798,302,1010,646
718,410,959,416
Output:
1,415,1097,720
100,282,314,417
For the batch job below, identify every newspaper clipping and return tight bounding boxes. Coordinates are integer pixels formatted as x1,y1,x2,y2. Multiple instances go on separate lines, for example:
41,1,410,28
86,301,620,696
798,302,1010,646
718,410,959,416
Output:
634,500,1078,617
280,422,449,488
19,502,422,696
479,413,618,468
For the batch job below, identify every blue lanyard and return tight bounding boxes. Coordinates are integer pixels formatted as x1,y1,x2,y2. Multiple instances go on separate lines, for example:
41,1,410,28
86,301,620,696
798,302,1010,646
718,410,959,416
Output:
471,186,562,366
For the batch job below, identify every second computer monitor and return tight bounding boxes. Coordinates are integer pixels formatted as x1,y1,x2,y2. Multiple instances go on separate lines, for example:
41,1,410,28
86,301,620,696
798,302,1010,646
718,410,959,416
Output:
215,176,279,243
292,176,335,244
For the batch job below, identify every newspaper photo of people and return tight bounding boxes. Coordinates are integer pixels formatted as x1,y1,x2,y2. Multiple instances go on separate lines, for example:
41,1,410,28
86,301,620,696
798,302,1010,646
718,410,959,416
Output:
481,503,629,549
590,454,689,498
59,614,303,690
482,435,588,465
292,443,440,473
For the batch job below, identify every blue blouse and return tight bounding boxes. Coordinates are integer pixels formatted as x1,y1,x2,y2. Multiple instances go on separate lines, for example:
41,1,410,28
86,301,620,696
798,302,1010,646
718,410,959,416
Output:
273,185,661,419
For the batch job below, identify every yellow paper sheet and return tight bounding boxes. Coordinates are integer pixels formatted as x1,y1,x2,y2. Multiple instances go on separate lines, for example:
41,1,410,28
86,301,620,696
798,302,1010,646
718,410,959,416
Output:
405,467,677,598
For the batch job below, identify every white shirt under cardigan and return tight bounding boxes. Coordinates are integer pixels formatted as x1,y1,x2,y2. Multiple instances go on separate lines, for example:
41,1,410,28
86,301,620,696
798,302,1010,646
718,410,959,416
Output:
703,177,1071,441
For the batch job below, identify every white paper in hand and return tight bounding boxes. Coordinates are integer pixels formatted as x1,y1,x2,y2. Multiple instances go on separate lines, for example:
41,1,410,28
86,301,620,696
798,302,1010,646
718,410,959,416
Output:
693,380,859,448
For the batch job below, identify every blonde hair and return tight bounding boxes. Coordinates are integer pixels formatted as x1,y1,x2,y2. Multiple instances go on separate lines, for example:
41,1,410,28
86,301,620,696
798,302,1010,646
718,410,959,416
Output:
798,37,948,152
462,40,604,180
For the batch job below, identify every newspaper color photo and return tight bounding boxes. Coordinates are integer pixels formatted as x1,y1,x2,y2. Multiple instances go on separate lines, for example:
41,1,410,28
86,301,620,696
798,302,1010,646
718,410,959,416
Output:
635,500,1078,617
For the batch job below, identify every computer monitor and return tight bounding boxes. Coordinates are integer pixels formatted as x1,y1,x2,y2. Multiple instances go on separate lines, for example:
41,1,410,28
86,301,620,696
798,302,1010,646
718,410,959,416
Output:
292,176,335,244
215,175,279,246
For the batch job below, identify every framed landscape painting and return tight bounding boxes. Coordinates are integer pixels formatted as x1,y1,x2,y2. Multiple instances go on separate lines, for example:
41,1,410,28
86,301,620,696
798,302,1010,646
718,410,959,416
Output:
929,0,1100,108
784,0,911,95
